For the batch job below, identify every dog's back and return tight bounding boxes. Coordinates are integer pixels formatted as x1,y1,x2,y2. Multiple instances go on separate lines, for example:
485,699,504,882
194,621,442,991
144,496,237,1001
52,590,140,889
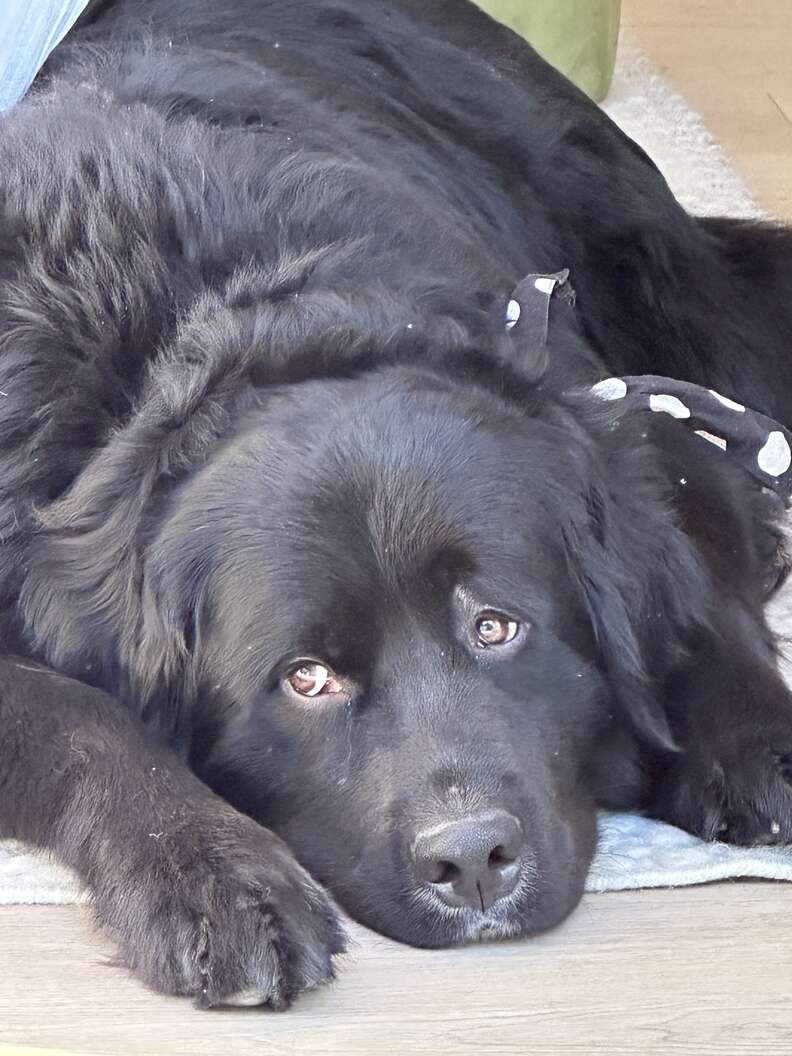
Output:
33,0,792,424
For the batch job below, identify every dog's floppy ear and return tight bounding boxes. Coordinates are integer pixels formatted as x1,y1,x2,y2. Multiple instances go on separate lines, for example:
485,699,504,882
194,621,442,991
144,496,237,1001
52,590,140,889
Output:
562,429,711,754
17,253,436,732
19,257,454,737
19,288,262,738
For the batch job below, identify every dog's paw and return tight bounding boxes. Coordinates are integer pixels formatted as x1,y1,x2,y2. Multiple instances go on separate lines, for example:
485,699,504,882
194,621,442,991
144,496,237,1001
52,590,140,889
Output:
649,730,792,846
96,808,346,1009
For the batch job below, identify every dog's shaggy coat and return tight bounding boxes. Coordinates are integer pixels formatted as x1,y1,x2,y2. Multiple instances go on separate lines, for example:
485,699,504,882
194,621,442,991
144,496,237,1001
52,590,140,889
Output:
1,0,792,1007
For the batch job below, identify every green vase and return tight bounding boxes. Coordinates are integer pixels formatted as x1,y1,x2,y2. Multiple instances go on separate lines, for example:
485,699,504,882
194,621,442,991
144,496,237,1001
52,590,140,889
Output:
474,0,621,102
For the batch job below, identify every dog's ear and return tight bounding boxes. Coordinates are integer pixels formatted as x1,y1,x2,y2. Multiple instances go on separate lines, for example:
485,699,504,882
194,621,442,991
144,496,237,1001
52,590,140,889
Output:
16,256,428,732
562,430,711,754
568,510,677,753
18,258,439,736
19,288,260,738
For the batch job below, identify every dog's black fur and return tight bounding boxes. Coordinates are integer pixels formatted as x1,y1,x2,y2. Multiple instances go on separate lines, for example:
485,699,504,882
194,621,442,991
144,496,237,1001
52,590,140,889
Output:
2,0,792,1007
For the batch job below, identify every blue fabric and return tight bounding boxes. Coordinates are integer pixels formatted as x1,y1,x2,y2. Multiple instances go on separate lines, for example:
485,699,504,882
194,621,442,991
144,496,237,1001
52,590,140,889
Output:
0,1,91,111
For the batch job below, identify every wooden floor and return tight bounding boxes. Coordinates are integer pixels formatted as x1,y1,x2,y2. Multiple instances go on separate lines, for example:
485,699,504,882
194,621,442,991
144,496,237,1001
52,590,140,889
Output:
623,0,792,219
2,886,792,1056
3,3,792,1054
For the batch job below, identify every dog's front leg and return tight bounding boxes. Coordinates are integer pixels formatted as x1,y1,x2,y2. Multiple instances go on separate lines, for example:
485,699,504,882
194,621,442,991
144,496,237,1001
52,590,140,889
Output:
0,656,346,1007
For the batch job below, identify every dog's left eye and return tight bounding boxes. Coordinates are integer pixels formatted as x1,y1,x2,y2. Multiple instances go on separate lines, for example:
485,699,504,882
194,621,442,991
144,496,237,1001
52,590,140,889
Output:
284,661,343,698
475,612,520,647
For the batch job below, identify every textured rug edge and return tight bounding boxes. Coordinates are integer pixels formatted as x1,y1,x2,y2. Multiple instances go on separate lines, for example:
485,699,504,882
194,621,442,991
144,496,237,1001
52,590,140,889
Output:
602,32,763,220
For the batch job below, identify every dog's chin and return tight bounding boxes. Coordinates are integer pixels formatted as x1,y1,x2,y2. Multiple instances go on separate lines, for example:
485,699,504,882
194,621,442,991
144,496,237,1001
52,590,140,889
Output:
459,914,528,945
342,866,579,949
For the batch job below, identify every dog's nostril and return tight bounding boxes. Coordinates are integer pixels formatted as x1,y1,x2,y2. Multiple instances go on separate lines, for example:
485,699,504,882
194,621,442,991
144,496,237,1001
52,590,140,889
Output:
431,860,460,885
487,845,516,869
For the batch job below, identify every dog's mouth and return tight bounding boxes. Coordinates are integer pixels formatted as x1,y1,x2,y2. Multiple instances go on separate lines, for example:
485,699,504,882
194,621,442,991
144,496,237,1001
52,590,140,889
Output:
304,809,593,949
397,862,547,947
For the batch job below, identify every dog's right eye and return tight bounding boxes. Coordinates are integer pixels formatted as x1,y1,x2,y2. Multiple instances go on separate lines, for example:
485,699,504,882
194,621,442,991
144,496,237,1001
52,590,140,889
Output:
475,611,520,647
284,661,342,698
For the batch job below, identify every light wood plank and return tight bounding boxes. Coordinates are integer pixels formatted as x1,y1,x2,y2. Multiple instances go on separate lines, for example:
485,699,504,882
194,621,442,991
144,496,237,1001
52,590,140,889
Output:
622,0,781,30
2,886,792,1056
623,0,792,218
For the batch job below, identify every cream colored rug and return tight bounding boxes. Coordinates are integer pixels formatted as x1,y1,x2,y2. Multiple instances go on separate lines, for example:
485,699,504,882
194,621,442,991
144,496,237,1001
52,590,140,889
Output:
2,33,791,906
602,35,762,220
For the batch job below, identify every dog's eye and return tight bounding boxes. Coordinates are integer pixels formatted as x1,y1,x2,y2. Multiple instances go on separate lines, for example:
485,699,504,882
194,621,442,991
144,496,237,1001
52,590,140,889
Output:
475,612,519,647
285,661,342,698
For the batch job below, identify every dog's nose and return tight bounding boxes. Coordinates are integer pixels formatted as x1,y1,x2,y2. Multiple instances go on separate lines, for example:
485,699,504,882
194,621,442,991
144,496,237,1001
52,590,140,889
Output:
413,810,523,911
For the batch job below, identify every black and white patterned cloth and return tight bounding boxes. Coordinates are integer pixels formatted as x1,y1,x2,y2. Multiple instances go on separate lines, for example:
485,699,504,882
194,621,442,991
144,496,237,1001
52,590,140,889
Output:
591,374,792,503
506,272,792,506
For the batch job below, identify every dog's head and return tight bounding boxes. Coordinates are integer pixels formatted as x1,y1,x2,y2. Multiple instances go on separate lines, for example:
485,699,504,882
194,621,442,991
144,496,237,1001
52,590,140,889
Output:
23,287,710,946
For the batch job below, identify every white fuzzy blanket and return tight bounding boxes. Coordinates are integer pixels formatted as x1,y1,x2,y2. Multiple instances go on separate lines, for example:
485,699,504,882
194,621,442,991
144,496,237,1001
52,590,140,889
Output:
1,34,790,907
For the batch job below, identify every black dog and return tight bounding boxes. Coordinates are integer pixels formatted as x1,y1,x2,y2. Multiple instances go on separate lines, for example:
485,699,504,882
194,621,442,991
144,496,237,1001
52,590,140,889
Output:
2,0,792,1008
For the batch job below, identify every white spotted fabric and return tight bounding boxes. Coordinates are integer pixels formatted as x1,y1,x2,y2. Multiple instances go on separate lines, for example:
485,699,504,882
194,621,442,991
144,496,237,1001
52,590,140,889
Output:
709,389,746,413
757,430,792,477
533,276,557,295
695,429,728,451
591,377,627,401
504,270,792,498
592,374,792,504
648,393,691,419
504,268,575,350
